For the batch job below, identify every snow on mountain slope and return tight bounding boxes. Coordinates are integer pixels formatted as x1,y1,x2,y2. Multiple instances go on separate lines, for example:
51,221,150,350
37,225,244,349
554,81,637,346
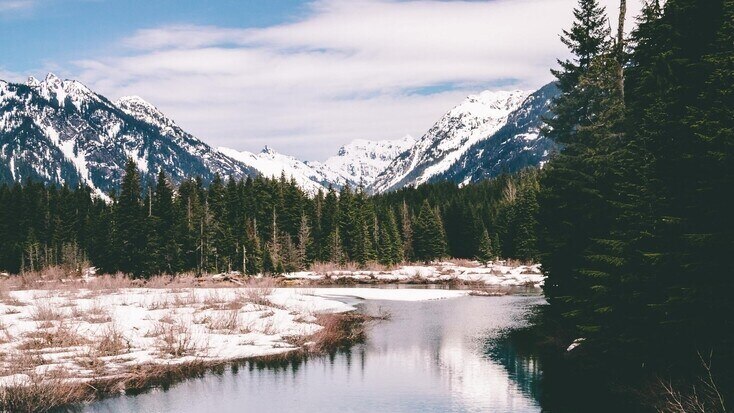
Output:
218,146,341,195
0,73,255,196
309,135,416,188
368,90,530,194
1,73,557,198
436,82,559,186
219,136,415,194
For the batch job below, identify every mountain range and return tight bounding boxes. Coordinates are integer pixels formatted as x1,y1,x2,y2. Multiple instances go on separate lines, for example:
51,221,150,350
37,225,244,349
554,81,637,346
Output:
0,73,558,196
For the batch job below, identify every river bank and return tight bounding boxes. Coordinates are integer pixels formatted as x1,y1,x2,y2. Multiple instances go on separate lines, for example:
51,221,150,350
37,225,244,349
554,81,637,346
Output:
0,283,470,412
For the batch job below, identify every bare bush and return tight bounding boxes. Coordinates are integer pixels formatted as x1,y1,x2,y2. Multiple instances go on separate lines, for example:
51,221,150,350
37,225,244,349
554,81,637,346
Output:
0,374,92,413
19,321,87,350
309,313,366,352
243,278,276,306
443,258,481,268
78,300,112,324
153,320,200,358
656,352,728,413
30,302,63,322
95,323,129,356
206,310,240,333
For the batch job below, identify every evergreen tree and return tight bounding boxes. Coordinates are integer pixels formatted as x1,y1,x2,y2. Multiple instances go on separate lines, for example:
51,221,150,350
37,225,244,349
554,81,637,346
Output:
400,200,413,261
296,213,312,270
115,159,148,277
149,170,178,274
537,0,613,333
412,201,447,263
476,227,494,267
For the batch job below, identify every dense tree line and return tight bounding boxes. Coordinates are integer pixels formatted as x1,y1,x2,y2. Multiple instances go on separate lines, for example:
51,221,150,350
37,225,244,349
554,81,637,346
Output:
537,0,733,409
0,161,540,277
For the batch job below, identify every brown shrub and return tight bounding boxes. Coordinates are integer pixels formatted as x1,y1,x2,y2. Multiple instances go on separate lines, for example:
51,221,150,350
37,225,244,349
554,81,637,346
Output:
30,302,63,322
243,278,276,306
153,321,202,358
18,321,88,350
309,312,366,352
206,310,240,333
95,323,129,356
0,374,92,413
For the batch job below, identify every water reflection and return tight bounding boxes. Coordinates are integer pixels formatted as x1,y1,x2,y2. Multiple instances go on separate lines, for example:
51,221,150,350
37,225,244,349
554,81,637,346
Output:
84,295,546,413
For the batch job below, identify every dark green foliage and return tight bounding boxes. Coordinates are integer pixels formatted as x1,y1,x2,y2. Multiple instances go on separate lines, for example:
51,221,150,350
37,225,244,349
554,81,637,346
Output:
476,228,494,267
412,201,447,263
538,0,734,407
0,161,545,277
115,159,148,277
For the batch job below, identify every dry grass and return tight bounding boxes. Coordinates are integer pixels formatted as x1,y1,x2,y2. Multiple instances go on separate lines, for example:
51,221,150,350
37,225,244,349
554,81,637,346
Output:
144,295,172,310
172,290,200,307
310,261,396,273
308,312,366,352
0,374,93,413
502,258,536,267
77,300,112,324
0,320,12,344
442,258,481,268
152,320,202,358
243,278,276,306
86,273,136,291
95,323,129,356
29,302,64,322
205,310,243,333
201,290,227,307
18,321,88,350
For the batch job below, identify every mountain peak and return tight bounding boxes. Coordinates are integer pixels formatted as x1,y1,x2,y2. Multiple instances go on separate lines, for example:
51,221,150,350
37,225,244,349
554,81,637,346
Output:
1,73,256,197
116,95,153,107
115,95,176,131
261,145,276,155
44,72,61,83
368,88,533,193
26,76,40,87
26,73,96,110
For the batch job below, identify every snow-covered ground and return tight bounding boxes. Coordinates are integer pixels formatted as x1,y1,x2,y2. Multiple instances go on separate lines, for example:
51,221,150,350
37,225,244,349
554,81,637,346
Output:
285,261,545,287
0,286,468,387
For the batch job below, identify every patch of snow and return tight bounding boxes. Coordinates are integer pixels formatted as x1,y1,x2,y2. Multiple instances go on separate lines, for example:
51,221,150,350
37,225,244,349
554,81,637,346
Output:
567,338,585,351
284,261,545,287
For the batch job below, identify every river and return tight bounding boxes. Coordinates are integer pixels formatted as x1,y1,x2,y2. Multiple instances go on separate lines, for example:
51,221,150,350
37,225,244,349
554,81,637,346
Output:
83,293,546,413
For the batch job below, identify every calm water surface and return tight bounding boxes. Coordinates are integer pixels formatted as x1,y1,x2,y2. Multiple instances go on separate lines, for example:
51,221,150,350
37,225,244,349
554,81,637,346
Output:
84,294,546,413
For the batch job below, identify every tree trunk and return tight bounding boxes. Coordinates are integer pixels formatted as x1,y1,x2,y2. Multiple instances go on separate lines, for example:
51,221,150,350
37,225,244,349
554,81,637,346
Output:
617,0,627,100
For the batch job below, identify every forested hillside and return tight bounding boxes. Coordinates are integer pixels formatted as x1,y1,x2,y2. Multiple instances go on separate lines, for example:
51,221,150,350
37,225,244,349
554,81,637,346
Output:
0,160,540,277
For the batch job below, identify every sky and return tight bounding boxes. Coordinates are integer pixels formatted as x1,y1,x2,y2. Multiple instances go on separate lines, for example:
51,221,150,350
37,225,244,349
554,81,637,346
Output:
0,0,643,160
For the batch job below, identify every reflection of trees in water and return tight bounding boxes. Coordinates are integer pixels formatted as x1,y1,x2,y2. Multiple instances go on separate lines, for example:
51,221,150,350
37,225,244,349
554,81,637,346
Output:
484,329,544,403
233,345,365,377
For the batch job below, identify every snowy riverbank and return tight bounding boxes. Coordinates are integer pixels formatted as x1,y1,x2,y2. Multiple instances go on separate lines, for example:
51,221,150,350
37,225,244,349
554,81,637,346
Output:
285,260,544,287
0,286,469,390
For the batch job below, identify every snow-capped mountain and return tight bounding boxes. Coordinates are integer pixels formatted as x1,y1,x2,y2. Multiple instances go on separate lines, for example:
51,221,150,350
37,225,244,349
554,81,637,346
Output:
0,73,558,197
0,73,255,197
218,136,416,194
368,90,530,194
310,135,416,188
218,146,345,195
437,82,559,185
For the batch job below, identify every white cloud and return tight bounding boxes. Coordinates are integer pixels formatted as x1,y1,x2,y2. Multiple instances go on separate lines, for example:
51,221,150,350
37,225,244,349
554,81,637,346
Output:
72,0,643,160
0,0,35,13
